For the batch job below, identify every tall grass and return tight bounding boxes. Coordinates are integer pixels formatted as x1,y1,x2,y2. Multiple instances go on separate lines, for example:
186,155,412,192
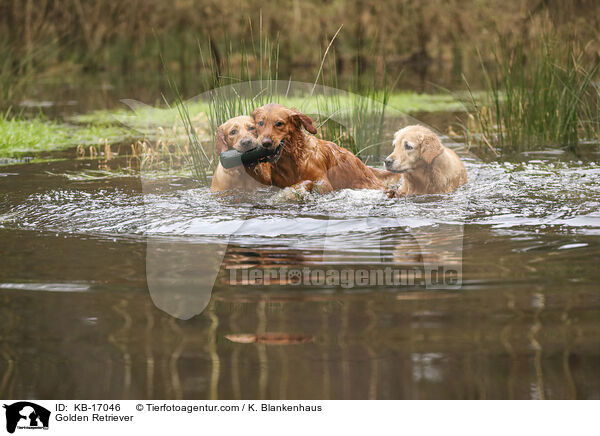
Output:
0,44,37,105
313,88,391,160
167,32,394,184
164,34,285,183
201,33,283,130
464,38,600,156
168,80,210,184
3,0,600,87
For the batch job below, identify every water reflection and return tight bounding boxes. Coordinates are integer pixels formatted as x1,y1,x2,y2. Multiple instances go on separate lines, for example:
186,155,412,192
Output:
0,228,598,399
0,157,599,399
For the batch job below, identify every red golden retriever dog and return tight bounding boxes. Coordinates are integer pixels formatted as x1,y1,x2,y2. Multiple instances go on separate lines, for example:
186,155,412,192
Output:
252,104,385,192
210,115,271,192
384,125,467,196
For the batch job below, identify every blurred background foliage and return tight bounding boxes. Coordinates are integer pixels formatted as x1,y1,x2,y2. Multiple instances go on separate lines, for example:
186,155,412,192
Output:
2,0,600,102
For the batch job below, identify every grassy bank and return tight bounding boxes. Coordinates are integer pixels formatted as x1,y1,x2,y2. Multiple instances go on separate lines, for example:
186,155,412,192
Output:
0,112,135,156
0,91,465,159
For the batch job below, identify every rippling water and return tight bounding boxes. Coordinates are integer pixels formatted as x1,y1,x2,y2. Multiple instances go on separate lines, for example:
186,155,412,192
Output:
0,156,599,399
3,158,599,238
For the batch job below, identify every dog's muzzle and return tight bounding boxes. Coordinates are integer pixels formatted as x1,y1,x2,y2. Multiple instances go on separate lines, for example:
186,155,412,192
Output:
239,137,256,151
258,139,284,163
384,158,408,173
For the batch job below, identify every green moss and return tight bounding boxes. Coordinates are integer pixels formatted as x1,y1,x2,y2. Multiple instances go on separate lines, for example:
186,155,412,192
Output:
0,119,69,154
0,116,135,157
70,106,189,131
71,91,465,126
387,92,467,113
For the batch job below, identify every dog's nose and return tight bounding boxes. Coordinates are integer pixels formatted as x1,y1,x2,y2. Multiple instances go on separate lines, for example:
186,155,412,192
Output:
384,158,394,169
261,137,273,149
240,138,254,150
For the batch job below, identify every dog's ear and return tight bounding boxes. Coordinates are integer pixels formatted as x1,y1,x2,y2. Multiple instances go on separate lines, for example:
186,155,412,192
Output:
290,108,317,134
420,132,444,165
215,127,228,154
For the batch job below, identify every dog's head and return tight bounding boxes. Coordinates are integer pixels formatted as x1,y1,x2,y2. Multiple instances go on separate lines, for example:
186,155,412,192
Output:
384,125,444,173
252,104,317,152
215,115,258,154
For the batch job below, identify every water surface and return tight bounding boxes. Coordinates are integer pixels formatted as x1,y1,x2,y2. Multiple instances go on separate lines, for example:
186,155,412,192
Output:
0,154,599,399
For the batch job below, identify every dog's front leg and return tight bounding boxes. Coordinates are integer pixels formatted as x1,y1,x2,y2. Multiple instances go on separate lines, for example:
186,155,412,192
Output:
294,179,333,194
280,179,333,201
385,183,408,198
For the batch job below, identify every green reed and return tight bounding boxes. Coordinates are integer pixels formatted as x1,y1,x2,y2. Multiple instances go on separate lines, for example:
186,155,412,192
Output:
175,32,392,183
0,43,37,107
464,37,600,156
166,72,211,185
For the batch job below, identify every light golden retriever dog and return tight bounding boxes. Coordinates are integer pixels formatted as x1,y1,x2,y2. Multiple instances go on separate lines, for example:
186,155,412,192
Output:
210,116,272,192
385,125,467,196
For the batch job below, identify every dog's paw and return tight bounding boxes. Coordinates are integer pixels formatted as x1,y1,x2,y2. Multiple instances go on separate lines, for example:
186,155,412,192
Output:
385,188,398,198
272,185,311,203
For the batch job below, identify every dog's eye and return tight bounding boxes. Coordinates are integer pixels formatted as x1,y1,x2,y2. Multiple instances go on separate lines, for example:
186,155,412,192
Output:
258,121,264,126
229,129,238,136
248,126,255,131
274,121,284,127
404,142,413,150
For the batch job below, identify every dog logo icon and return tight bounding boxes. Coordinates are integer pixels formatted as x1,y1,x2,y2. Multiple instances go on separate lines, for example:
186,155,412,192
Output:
3,402,50,434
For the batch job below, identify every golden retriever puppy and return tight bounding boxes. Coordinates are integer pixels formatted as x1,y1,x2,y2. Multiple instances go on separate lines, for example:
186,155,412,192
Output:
252,103,384,192
210,116,272,192
385,125,467,196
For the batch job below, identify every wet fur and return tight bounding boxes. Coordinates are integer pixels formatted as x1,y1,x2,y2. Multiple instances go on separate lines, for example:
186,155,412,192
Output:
252,104,384,192
385,125,467,196
210,116,272,192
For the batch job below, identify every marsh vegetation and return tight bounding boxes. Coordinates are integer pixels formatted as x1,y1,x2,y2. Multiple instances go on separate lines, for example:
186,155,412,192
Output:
463,37,600,157
1,1,599,171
